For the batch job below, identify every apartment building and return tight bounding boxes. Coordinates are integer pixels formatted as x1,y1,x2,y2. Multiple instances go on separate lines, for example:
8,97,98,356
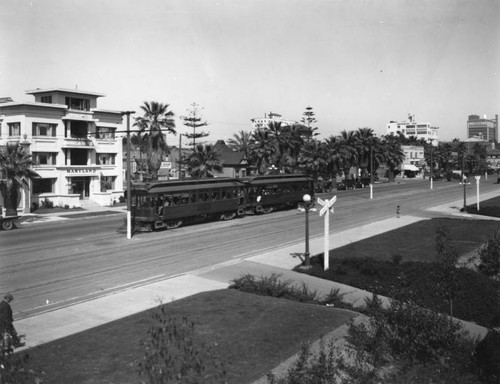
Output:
386,114,439,144
0,88,124,213
250,111,297,130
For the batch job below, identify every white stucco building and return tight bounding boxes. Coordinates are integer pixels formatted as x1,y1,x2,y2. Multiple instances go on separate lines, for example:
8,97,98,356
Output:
250,112,297,130
387,114,439,144
0,88,124,213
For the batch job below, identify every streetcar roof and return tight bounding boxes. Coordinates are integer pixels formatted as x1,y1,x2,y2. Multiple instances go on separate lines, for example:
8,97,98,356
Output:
146,179,243,194
241,175,312,185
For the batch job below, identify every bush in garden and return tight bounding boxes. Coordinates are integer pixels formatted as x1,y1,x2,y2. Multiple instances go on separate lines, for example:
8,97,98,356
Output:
229,273,319,303
138,309,226,384
0,352,43,384
267,339,339,384
477,227,500,279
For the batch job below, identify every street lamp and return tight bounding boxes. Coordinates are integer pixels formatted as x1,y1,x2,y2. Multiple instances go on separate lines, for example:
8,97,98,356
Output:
370,146,374,199
122,110,135,239
300,194,315,267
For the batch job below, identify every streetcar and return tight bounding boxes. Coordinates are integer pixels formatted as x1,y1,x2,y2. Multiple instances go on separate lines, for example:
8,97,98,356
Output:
130,174,314,231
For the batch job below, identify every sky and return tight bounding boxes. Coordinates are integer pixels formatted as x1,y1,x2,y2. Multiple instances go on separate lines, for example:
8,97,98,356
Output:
0,0,499,143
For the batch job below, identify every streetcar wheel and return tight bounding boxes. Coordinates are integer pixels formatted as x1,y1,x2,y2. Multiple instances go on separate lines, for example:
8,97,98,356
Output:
166,220,182,229
2,219,14,231
262,206,274,214
220,212,236,221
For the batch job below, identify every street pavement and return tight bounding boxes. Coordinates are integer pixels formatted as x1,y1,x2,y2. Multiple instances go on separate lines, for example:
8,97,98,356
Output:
10,190,500,381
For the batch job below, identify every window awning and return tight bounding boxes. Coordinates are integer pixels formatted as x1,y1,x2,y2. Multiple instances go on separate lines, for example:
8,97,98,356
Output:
403,164,420,171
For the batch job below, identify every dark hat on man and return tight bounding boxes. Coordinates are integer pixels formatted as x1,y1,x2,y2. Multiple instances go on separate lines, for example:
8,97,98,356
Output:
4,293,14,300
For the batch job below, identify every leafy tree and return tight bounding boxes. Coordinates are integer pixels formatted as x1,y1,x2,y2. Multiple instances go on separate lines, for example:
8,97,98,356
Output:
0,143,40,213
181,103,210,150
184,144,223,178
134,101,176,180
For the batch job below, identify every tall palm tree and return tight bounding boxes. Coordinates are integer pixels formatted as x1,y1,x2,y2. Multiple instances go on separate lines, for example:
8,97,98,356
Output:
355,127,375,177
324,135,343,179
381,135,405,182
184,144,223,178
249,129,277,174
134,101,176,180
338,130,358,179
0,143,40,214
298,139,327,180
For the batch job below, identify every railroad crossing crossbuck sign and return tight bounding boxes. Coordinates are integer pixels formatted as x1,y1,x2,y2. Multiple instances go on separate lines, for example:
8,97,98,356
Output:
317,196,337,270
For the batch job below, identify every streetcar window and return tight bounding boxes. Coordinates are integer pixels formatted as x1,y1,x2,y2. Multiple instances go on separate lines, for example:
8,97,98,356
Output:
190,193,196,203
212,191,220,200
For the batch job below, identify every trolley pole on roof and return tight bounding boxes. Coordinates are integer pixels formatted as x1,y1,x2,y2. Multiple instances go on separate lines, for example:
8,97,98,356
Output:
123,110,135,239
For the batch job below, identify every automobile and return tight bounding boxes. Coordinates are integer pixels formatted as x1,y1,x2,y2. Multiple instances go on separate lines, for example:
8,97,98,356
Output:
0,211,18,230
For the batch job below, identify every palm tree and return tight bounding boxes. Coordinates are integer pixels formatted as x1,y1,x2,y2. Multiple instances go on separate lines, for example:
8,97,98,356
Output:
338,130,358,179
324,135,343,179
298,139,327,180
355,127,375,177
134,101,176,180
227,130,252,156
184,144,223,178
0,143,40,214
249,129,277,174
381,135,405,182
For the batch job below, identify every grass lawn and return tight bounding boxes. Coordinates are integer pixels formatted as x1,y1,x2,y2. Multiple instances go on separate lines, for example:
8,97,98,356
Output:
327,217,500,263
20,290,357,384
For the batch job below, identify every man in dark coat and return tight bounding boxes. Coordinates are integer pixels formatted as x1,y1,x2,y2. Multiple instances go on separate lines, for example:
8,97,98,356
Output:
0,293,21,348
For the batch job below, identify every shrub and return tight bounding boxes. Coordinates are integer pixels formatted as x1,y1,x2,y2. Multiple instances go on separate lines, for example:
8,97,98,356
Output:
477,227,500,279
0,352,43,384
267,339,339,384
341,300,478,383
138,309,226,384
229,273,319,303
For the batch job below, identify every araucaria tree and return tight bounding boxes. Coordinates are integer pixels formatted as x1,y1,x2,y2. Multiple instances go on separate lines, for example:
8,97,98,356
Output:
134,101,176,180
181,102,210,150
0,143,40,213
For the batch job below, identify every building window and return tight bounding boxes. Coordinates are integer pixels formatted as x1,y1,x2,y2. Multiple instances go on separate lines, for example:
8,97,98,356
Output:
33,152,57,165
32,122,57,137
41,96,52,104
96,126,116,139
100,176,115,191
33,178,54,194
98,153,115,165
8,122,21,136
65,97,90,111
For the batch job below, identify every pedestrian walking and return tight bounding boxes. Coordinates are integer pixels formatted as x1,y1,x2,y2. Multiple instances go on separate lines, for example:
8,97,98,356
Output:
0,293,23,353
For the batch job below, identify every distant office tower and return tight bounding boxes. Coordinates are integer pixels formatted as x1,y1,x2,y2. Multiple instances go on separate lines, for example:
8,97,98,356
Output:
386,114,439,144
467,114,498,142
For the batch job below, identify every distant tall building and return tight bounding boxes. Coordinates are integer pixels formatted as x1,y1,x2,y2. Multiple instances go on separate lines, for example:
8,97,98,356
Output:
250,112,297,130
386,114,439,144
467,114,498,142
